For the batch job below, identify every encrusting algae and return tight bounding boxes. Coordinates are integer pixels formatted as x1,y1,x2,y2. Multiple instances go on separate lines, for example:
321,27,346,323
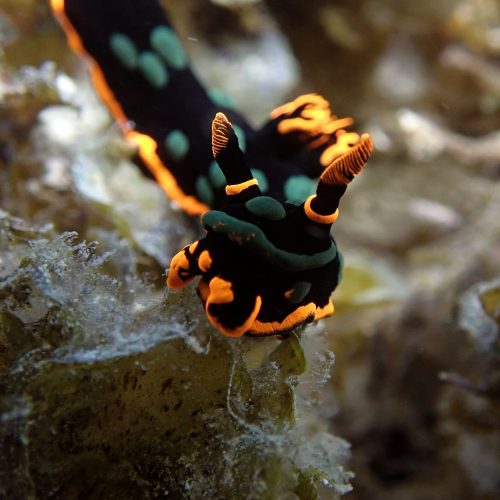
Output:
0,212,352,498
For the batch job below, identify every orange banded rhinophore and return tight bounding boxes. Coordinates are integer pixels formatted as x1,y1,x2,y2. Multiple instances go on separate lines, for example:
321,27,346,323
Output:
51,0,373,337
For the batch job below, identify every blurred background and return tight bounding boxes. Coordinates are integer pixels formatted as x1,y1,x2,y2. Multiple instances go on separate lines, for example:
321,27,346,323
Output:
1,1,499,499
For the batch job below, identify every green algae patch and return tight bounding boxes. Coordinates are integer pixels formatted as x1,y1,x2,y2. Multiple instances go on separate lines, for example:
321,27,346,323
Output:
25,338,233,498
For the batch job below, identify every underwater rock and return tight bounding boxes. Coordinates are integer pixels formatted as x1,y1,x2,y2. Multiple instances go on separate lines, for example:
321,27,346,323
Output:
373,37,430,104
458,278,500,352
0,212,352,498
398,108,500,164
448,0,500,54
435,278,500,497
441,45,500,97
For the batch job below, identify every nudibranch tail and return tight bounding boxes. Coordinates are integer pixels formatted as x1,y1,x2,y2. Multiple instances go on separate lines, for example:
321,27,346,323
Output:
50,0,253,215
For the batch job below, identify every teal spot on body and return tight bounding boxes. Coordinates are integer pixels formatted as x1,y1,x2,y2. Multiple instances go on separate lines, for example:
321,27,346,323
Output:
196,176,214,206
137,51,169,88
245,196,286,221
202,211,336,272
109,33,138,70
208,160,227,188
150,25,188,70
165,130,189,161
287,281,312,304
337,250,344,283
233,125,246,152
208,89,235,109
250,168,268,193
284,175,317,205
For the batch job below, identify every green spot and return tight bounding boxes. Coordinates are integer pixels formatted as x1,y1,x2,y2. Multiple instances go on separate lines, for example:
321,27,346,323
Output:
150,25,188,70
137,51,169,88
233,125,246,152
284,175,317,205
337,251,344,283
109,33,138,70
245,196,285,221
196,176,214,206
208,89,235,109
208,160,227,188
202,210,336,272
286,281,312,304
250,168,268,192
165,130,189,161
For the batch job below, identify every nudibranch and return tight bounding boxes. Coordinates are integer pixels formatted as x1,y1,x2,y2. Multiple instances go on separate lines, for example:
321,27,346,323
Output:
51,0,374,337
